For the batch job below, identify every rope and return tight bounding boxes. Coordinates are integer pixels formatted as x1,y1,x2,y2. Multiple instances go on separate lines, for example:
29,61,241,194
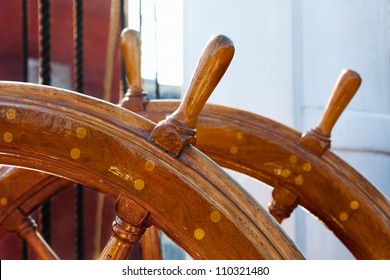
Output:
75,184,84,259
73,0,84,260
38,0,51,86
73,0,84,93
38,0,52,245
21,0,29,260
22,0,29,83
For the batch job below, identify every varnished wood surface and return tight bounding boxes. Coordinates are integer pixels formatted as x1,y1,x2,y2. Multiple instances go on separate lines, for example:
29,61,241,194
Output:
119,31,388,258
120,28,149,112
0,31,388,260
0,81,304,260
299,69,362,155
2,209,59,260
118,31,386,258
170,35,234,129
120,28,162,260
0,167,71,226
149,34,234,157
0,91,389,259
121,28,142,90
0,84,389,259
315,69,361,138
0,83,388,259
140,100,390,259
99,195,151,260
140,227,162,260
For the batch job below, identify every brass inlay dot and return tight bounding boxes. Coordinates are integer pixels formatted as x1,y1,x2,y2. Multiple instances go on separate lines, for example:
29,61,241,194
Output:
70,148,81,160
230,146,238,155
294,175,304,185
350,201,359,210
194,228,205,240
134,179,145,191
210,211,221,223
76,127,87,139
339,212,349,222
0,197,8,206
282,169,291,178
236,131,243,140
6,109,16,120
3,132,13,143
289,155,298,164
303,162,312,172
274,168,282,176
144,160,155,172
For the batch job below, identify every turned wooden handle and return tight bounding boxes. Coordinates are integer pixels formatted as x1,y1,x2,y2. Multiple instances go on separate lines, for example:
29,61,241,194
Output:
98,195,150,260
16,215,59,260
171,35,235,128
316,69,361,137
116,194,150,225
121,28,142,90
21,224,59,260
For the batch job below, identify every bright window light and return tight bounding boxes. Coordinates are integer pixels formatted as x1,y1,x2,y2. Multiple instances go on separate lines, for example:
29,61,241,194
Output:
128,0,183,86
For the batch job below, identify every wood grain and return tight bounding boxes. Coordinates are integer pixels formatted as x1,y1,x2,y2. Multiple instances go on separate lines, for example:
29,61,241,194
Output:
149,34,234,156
299,69,362,155
0,81,304,259
120,28,149,111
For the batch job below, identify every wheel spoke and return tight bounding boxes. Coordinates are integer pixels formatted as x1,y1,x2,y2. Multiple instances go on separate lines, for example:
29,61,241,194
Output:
3,210,59,260
99,195,151,260
140,226,162,260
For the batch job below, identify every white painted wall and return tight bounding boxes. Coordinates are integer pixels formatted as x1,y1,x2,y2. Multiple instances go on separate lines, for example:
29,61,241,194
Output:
183,0,390,259
184,0,295,126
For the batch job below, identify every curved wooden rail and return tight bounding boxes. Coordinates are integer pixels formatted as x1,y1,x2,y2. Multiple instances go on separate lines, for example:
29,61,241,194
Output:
1,30,388,260
2,82,388,259
119,30,390,260
138,100,390,259
0,81,303,260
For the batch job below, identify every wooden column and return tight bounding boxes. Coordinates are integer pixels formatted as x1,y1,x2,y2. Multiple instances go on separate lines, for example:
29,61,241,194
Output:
269,69,361,223
98,195,151,260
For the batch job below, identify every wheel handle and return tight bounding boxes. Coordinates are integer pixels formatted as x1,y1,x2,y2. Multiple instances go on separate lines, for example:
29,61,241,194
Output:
149,34,235,157
299,69,361,155
120,28,149,111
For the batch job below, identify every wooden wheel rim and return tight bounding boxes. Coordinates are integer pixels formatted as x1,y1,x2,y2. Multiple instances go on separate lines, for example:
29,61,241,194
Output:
137,100,390,260
0,82,304,260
